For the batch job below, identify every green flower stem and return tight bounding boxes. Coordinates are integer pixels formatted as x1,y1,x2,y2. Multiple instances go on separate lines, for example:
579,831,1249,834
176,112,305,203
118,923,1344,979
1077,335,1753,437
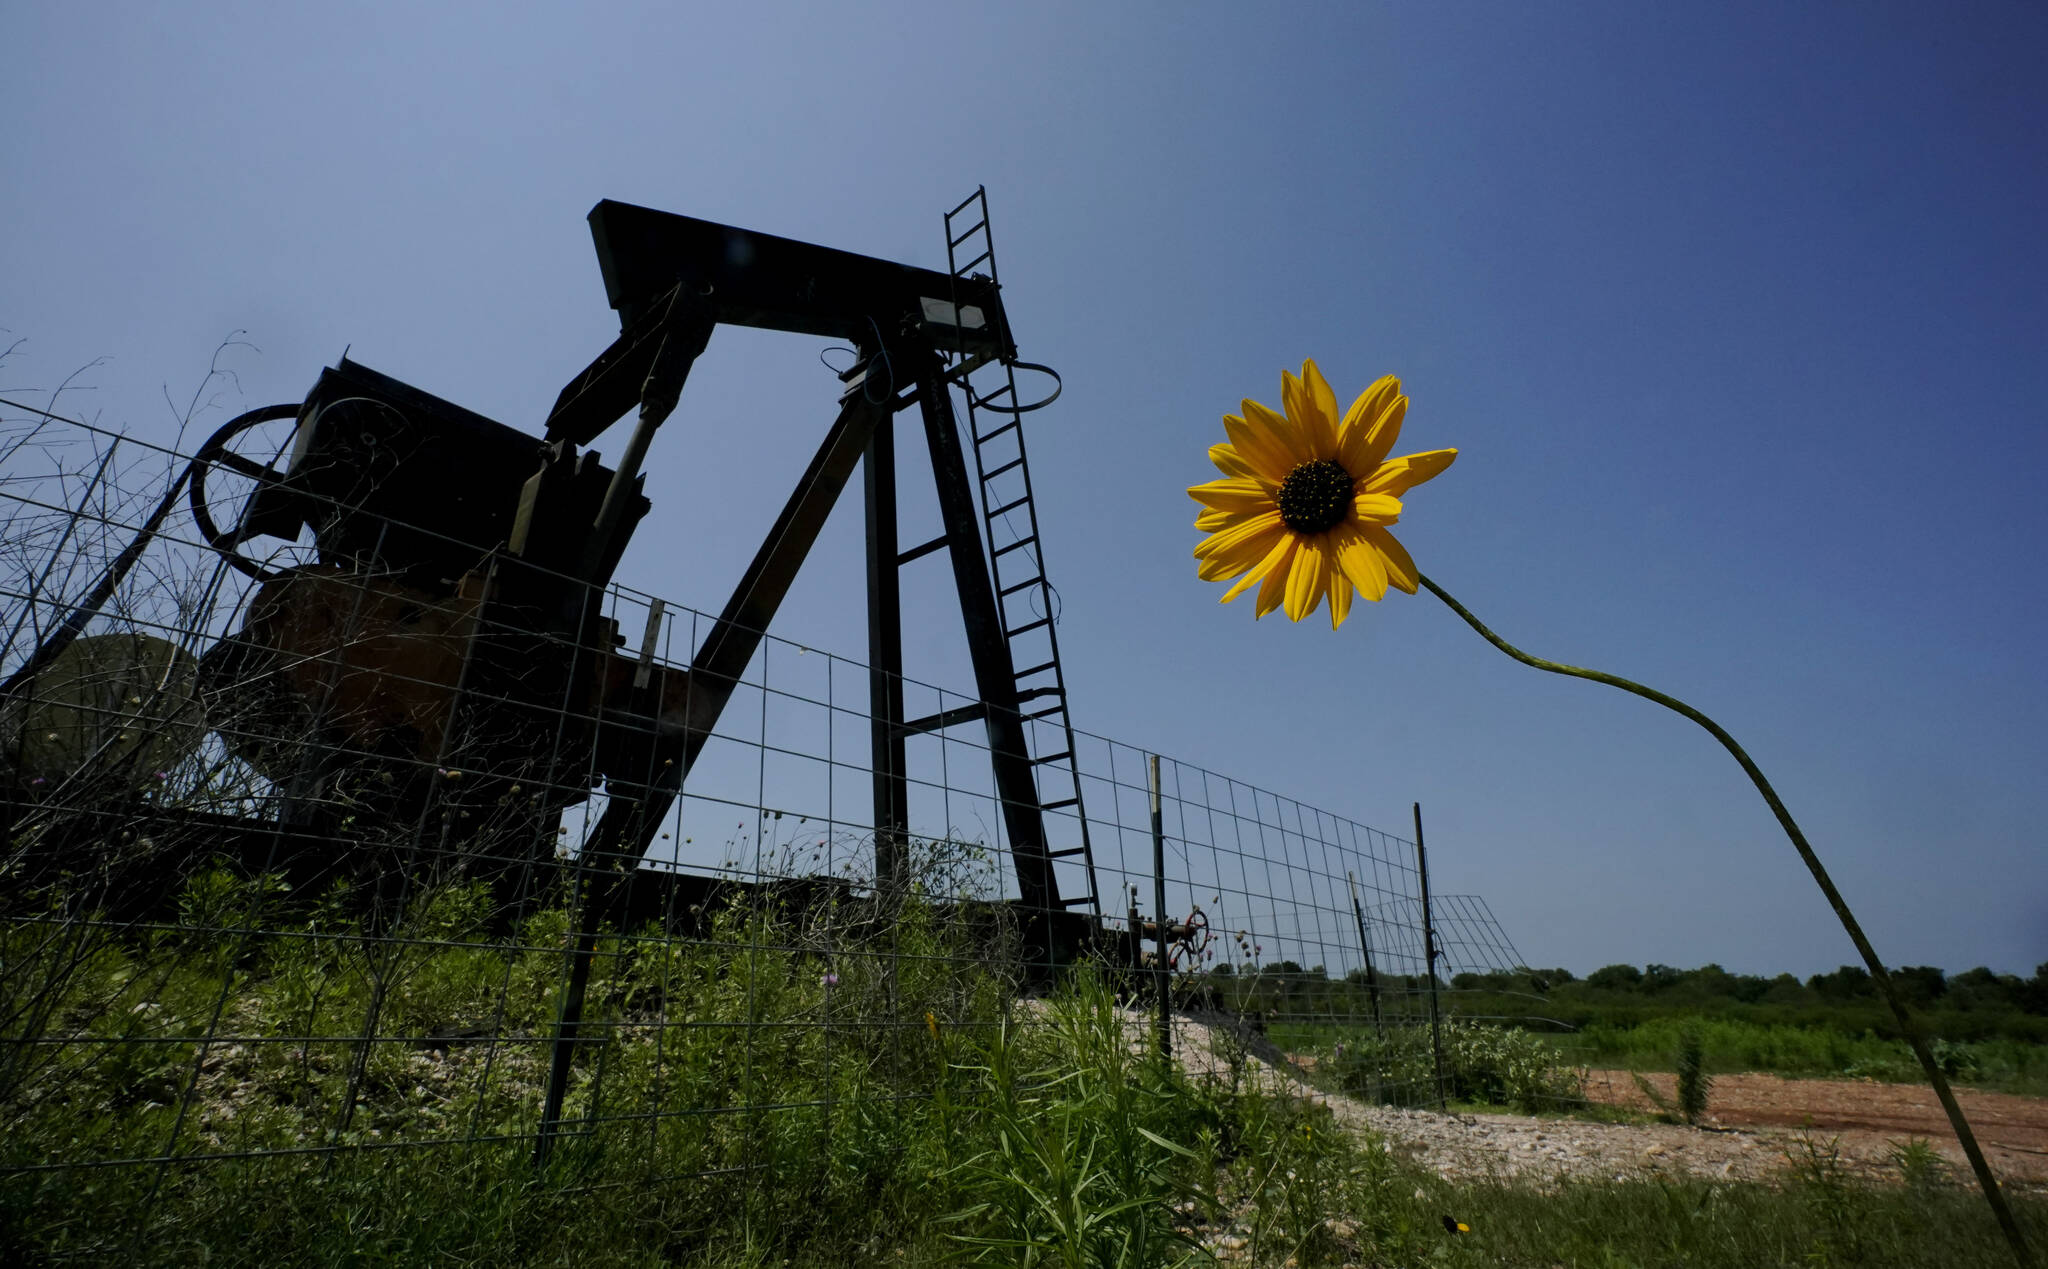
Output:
1419,572,2034,1268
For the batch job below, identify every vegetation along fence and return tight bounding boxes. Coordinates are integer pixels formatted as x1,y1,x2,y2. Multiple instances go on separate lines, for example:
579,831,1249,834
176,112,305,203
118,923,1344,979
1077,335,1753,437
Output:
0,397,1598,1253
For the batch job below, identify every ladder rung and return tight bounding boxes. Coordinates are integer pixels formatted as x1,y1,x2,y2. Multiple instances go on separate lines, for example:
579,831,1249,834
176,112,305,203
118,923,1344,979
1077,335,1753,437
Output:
975,420,1019,445
999,576,1041,597
1014,659,1057,680
987,495,1030,519
1015,685,1062,703
948,225,985,251
1031,749,1072,766
897,535,950,565
992,535,1037,559
983,456,1024,480
1005,618,1050,639
1023,704,1065,722
946,189,983,218
1048,845,1086,857
954,249,991,274
1042,797,1081,812
1059,894,1098,908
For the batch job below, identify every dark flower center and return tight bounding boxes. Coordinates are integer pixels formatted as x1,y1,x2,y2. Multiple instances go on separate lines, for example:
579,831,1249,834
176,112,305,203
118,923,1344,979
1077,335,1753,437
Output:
1275,459,1353,534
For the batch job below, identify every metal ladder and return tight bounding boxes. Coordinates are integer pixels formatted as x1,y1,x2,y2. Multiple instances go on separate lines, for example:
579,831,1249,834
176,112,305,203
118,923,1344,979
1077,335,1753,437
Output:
942,186,1101,916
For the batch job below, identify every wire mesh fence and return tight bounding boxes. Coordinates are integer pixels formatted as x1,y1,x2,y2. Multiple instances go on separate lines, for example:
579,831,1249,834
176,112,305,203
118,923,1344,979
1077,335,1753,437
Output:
0,394,1602,1250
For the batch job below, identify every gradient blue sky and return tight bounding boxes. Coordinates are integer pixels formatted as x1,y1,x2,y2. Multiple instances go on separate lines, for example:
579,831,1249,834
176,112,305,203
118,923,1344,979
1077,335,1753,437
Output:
6,2,2044,977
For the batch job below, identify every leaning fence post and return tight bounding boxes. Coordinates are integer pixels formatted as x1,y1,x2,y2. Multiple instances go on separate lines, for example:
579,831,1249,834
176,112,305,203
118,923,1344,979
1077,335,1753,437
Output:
1346,870,1384,1038
1414,802,1447,1111
1148,754,1170,1063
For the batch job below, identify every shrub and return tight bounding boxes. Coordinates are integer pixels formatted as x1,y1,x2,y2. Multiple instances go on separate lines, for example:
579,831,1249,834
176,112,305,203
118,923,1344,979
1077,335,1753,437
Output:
1329,1020,1581,1113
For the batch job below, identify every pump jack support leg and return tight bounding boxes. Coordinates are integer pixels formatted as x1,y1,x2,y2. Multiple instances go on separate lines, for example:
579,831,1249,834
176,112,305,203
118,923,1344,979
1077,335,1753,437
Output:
865,418,910,896
538,381,892,1165
912,354,1061,916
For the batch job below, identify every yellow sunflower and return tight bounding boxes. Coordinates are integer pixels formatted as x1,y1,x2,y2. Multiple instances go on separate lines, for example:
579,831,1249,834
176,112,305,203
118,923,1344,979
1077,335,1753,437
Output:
1190,360,1456,628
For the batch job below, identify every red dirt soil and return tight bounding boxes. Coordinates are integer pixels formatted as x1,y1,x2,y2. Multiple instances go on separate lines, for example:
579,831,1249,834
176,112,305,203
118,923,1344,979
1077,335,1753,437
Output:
1582,1069,2048,1186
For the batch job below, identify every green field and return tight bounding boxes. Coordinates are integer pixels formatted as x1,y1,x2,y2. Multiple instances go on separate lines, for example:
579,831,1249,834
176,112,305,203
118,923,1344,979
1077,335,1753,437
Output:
1240,957,2048,1100
1543,1016,2048,1095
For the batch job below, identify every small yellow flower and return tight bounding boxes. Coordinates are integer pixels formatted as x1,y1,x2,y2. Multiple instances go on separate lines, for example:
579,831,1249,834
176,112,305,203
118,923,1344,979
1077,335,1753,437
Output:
925,1011,940,1041
1190,360,1455,628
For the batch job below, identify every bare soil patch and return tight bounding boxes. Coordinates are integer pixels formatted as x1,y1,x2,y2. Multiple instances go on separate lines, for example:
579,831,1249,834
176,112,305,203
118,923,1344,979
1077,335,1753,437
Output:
1582,1068,2048,1188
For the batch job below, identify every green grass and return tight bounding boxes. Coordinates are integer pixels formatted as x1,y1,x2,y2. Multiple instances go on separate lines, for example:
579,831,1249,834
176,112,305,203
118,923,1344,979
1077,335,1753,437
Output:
5,869,2044,1267
1420,1168,2046,1269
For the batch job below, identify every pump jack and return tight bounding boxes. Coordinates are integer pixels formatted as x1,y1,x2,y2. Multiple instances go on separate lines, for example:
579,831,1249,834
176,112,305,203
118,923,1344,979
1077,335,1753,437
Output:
4,192,1104,958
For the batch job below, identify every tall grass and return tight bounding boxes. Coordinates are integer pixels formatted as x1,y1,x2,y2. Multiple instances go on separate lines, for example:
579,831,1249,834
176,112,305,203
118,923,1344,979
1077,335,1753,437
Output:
3,865,1376,1266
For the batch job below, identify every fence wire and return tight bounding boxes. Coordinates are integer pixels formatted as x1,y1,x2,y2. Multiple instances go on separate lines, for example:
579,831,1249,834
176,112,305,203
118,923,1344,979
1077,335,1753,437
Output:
0,397,1596,1251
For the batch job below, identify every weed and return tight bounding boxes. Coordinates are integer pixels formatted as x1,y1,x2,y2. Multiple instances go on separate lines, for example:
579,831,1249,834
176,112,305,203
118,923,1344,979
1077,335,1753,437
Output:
1887,1135,1945,1190
1676,1019,1711,1124
1786,1129,1857,1266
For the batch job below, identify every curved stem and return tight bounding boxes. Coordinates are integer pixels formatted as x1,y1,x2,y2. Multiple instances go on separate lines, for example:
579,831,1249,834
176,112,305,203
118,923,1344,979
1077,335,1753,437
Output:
1419,572,2034,1267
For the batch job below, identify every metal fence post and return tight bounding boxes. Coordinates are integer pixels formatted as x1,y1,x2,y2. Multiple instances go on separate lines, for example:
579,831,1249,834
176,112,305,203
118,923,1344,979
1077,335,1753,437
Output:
1414,802,1447,1111
1149,754,1170,1062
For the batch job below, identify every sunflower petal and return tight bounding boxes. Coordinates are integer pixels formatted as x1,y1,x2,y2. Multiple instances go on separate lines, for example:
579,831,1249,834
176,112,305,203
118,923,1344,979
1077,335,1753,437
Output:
1197,522,1284,579
1223,411,1298,483
1283,365,1338,460
1194,507,1239,533
1337,378,1404,474
1221,531,1295,604
1252,536,1299,618
1328,570,1353,630
1284,533,1330,622
1243,398,1314,468
1364,448,1458,496
1332,522,1389,601
1187,477,1275,514
1208,442,1271,484
1363,524,1419,593
1337,374,1399,438
1349,395,1408,477
1350,491,1403,524
1302,360,1341,458
1193,509,1282,559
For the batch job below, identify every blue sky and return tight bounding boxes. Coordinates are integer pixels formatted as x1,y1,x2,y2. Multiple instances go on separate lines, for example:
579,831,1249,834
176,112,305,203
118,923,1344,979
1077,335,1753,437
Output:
6,2,2043,977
